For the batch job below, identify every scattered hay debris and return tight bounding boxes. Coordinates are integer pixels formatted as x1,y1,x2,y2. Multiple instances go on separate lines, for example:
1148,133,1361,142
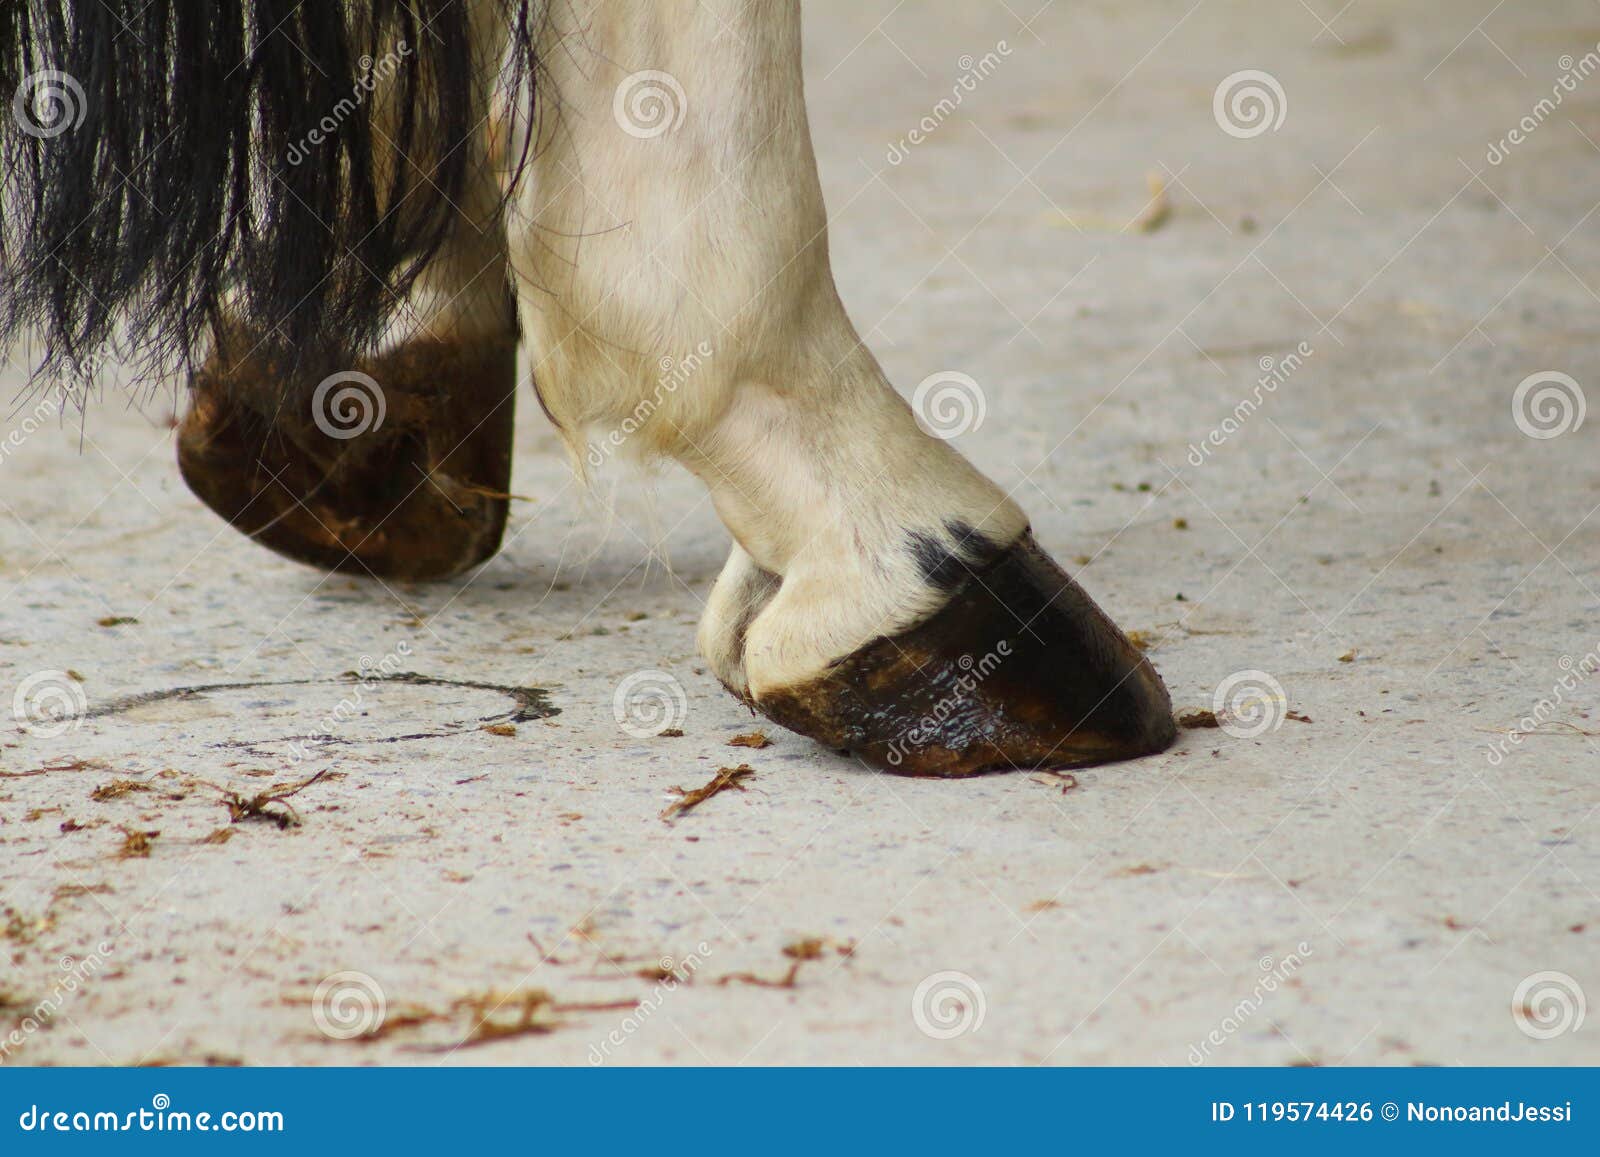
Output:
482,724,517,737
716,962,802,989
728,731,773,749
1031,771,1079,794
206,769,333,830
115,826,159,859
447,990,561,1049
551,998,641,1014
524,933,576,967
1177,709,1220,729
1026,899,1062,913
90,779,151,802
660,764,754,822
778,937,855,961
1286,711,1313,724
97,616,138,627
1496,721,1600,739
1338,650,1357,663
659,727,684,738
1114,863,1165,878
51,883,112,904
201,828,235,846
1125,629,1157,651
1046,170,1172,234
333,986,644,1051
782,938,826,961
371,1004,449,1039
3,907,54,943
1133,170,1172,233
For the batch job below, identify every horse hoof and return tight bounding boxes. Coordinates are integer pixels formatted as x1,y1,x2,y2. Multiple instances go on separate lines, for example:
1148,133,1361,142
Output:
177,329,518,581
751,534,1176,776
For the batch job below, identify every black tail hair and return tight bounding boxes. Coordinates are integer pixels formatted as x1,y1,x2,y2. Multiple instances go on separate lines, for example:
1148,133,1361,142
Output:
1,1,539,393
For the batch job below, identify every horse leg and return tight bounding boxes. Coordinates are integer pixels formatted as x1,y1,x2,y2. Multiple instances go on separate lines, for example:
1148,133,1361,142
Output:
515,1,1174,774
177,5,518,581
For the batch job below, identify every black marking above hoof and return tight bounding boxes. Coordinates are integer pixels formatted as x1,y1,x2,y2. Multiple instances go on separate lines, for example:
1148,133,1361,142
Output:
753,533,1176,776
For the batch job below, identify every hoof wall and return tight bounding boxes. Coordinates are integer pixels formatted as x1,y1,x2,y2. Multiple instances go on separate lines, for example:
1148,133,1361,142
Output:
177,331,517,582
754,534,1175,776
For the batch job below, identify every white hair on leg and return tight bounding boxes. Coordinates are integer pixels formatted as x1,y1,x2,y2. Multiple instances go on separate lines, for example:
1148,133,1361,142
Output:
511,0,1174,773
513,0,1023,687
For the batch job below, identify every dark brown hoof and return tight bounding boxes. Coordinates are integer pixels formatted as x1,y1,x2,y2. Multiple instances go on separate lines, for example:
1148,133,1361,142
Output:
754,534,1176,776
177,327,518,581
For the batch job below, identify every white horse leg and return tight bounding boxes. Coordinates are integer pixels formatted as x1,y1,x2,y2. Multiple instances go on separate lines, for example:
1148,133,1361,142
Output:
515,0,1173,774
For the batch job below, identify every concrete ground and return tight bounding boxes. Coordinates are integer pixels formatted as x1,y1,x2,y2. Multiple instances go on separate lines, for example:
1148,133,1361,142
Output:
2,0,1597,1066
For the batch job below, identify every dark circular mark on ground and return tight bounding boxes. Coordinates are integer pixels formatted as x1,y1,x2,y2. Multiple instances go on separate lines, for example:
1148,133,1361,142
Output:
82,672,557,756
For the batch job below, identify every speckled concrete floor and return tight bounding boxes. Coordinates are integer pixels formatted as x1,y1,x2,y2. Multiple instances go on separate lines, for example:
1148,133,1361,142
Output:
2,0,1597,1066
